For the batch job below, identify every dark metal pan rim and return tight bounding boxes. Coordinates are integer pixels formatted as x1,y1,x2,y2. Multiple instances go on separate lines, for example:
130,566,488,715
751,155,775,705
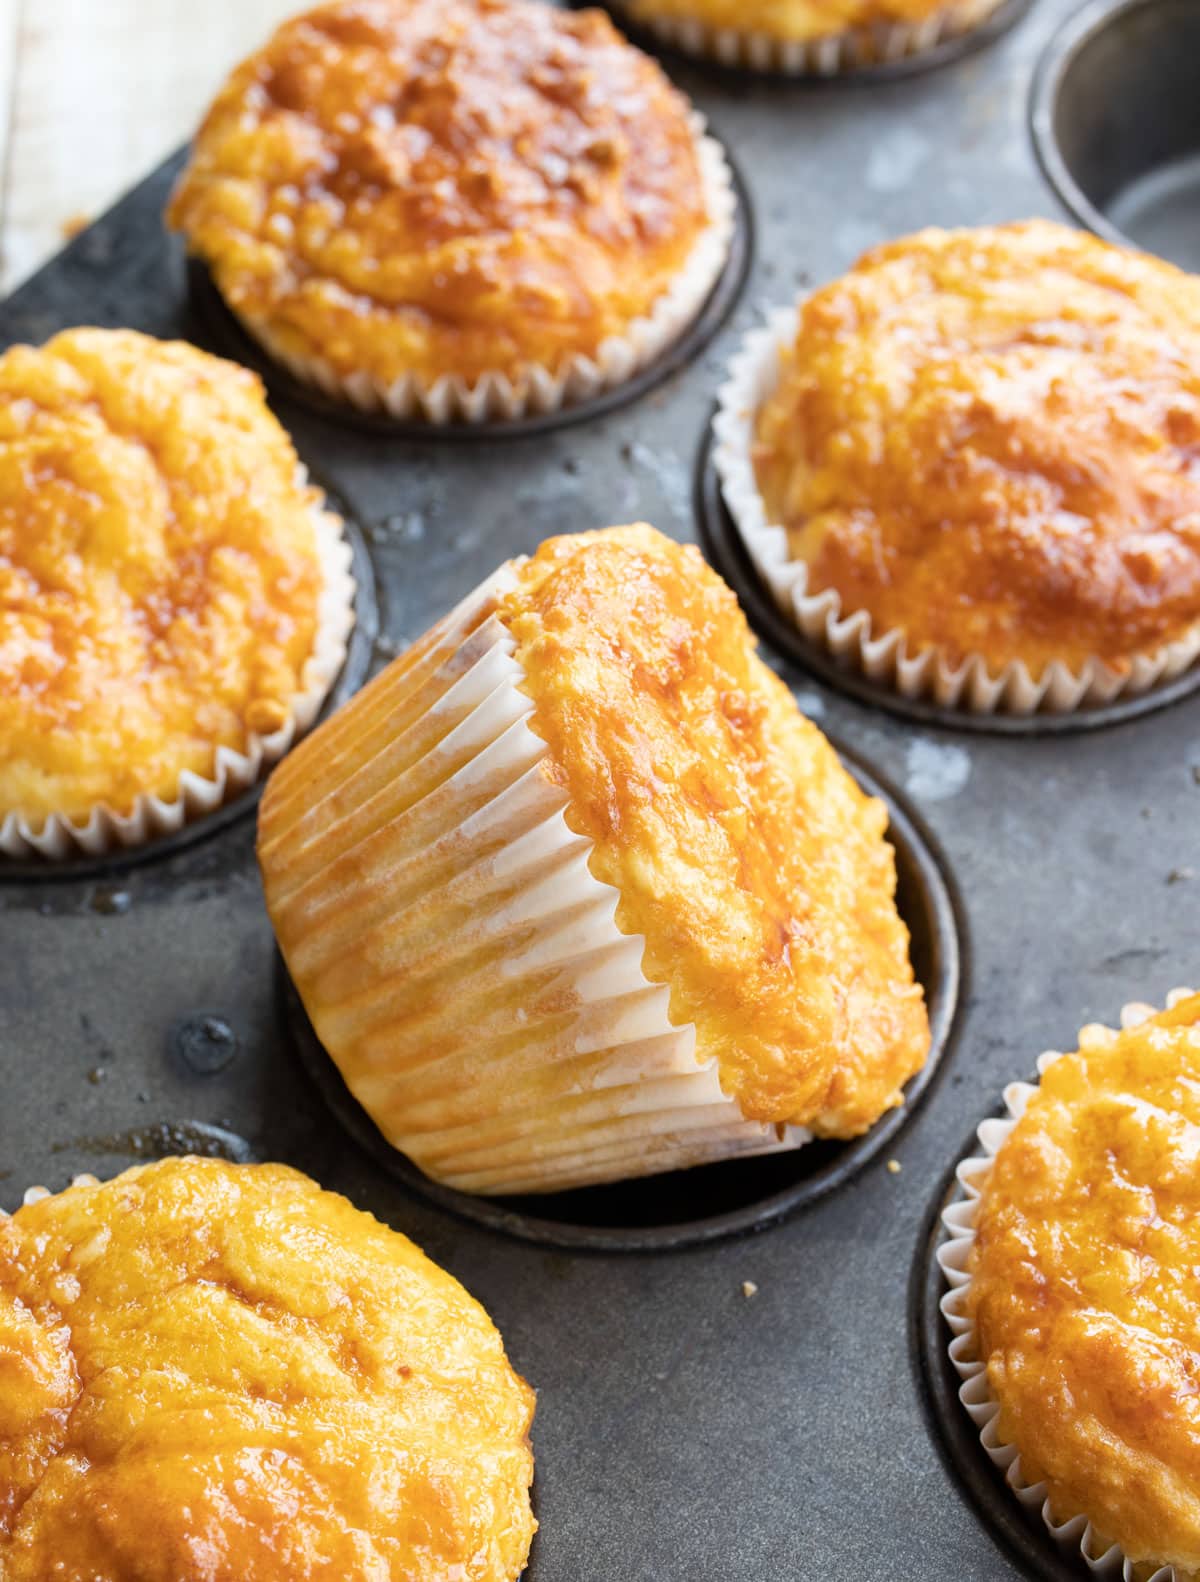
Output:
0,518,379,885
694,420,1200,737
282,740,965,1254
185,138,753,443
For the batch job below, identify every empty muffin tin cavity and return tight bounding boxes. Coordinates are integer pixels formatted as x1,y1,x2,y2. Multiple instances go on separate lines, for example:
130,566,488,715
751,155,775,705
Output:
281,746,962,1254
184,143,752,442
1031,0,1200,270
694,421,1200,734
0,517,378,883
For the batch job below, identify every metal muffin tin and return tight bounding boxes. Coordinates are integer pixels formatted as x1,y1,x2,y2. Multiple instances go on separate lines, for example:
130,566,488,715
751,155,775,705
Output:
2,1,1199,1575
1031,0,1200,270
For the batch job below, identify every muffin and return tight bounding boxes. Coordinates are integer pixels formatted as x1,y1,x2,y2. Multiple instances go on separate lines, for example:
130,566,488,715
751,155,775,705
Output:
168,0,735,424
940,990,1200,1579
0,328,355,859
259,523,930,1195
611,0,1004,74
714,221,1200,713
0,1157,536,1581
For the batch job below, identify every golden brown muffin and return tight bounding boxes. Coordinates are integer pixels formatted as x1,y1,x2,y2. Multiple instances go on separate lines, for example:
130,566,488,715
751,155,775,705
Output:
259,524,929,1193
168,0,721,399
0,327,347,841
0,1157,535,1581
969,995,1200,1577
752,221,1200,678
501,525,928,1133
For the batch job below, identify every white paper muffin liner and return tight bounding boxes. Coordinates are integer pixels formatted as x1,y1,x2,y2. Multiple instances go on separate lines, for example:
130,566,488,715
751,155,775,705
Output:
259,560,811,1196
611,0,1003,74
713,305,1200,714
1,499,357,862
937,988,1198,1582
230,116,735,425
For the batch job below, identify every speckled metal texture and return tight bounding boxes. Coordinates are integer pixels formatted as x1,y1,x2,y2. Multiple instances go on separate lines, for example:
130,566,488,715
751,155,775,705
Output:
3,2,1199,1575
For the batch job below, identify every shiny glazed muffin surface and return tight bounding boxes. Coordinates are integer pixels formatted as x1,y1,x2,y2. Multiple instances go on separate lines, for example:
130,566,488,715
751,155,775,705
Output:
970,995,1200,1576
168,0,711,386
502,524,929,1133
0,328,327,826
0,1157,536,1581
753,221,1200,675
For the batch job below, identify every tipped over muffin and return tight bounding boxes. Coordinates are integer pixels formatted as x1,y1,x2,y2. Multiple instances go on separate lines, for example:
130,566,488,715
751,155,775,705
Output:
0,1157,536,1581
169,0,734,422
259,523,930,1194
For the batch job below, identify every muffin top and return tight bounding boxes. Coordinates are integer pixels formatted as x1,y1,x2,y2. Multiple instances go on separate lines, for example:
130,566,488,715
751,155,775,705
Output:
502,524,929,1134
623,0,957,41
752,221,1200,676
0,328,331,827
168,0,713,387
970,995,1200,1574
0,1157,535,1581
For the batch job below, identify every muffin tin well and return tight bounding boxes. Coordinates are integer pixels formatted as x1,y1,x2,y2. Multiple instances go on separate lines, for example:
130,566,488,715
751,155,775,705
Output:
1031,0,1200,270
4,1,1200,1577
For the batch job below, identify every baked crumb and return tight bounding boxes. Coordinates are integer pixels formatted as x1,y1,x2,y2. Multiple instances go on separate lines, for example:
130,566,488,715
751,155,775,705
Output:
0,328,331,824
168,0,711,386
754,221,1200,676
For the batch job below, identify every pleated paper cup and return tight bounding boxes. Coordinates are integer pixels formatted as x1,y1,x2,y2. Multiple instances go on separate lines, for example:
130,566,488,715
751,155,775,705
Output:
229,117,735,425
937,989,1198,1582
259,561,809,1196
610,0,1003,73
713,306,1200,715
1,502,356,863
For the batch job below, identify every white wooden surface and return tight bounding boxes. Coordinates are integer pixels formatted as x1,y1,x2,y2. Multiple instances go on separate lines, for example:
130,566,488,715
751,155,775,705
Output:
0,0,302,294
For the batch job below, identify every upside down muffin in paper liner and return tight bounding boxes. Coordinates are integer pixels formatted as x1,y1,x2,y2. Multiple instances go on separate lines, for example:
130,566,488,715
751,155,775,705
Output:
259,523,930,1195
939,989,1200,1582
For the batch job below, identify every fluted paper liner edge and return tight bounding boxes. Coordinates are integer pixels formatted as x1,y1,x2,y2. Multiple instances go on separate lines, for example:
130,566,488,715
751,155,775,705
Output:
260,559,810,1196
610,0,1003,73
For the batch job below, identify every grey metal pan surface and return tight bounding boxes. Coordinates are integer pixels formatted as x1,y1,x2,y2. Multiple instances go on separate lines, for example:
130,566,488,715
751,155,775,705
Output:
3,1,1200,1575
